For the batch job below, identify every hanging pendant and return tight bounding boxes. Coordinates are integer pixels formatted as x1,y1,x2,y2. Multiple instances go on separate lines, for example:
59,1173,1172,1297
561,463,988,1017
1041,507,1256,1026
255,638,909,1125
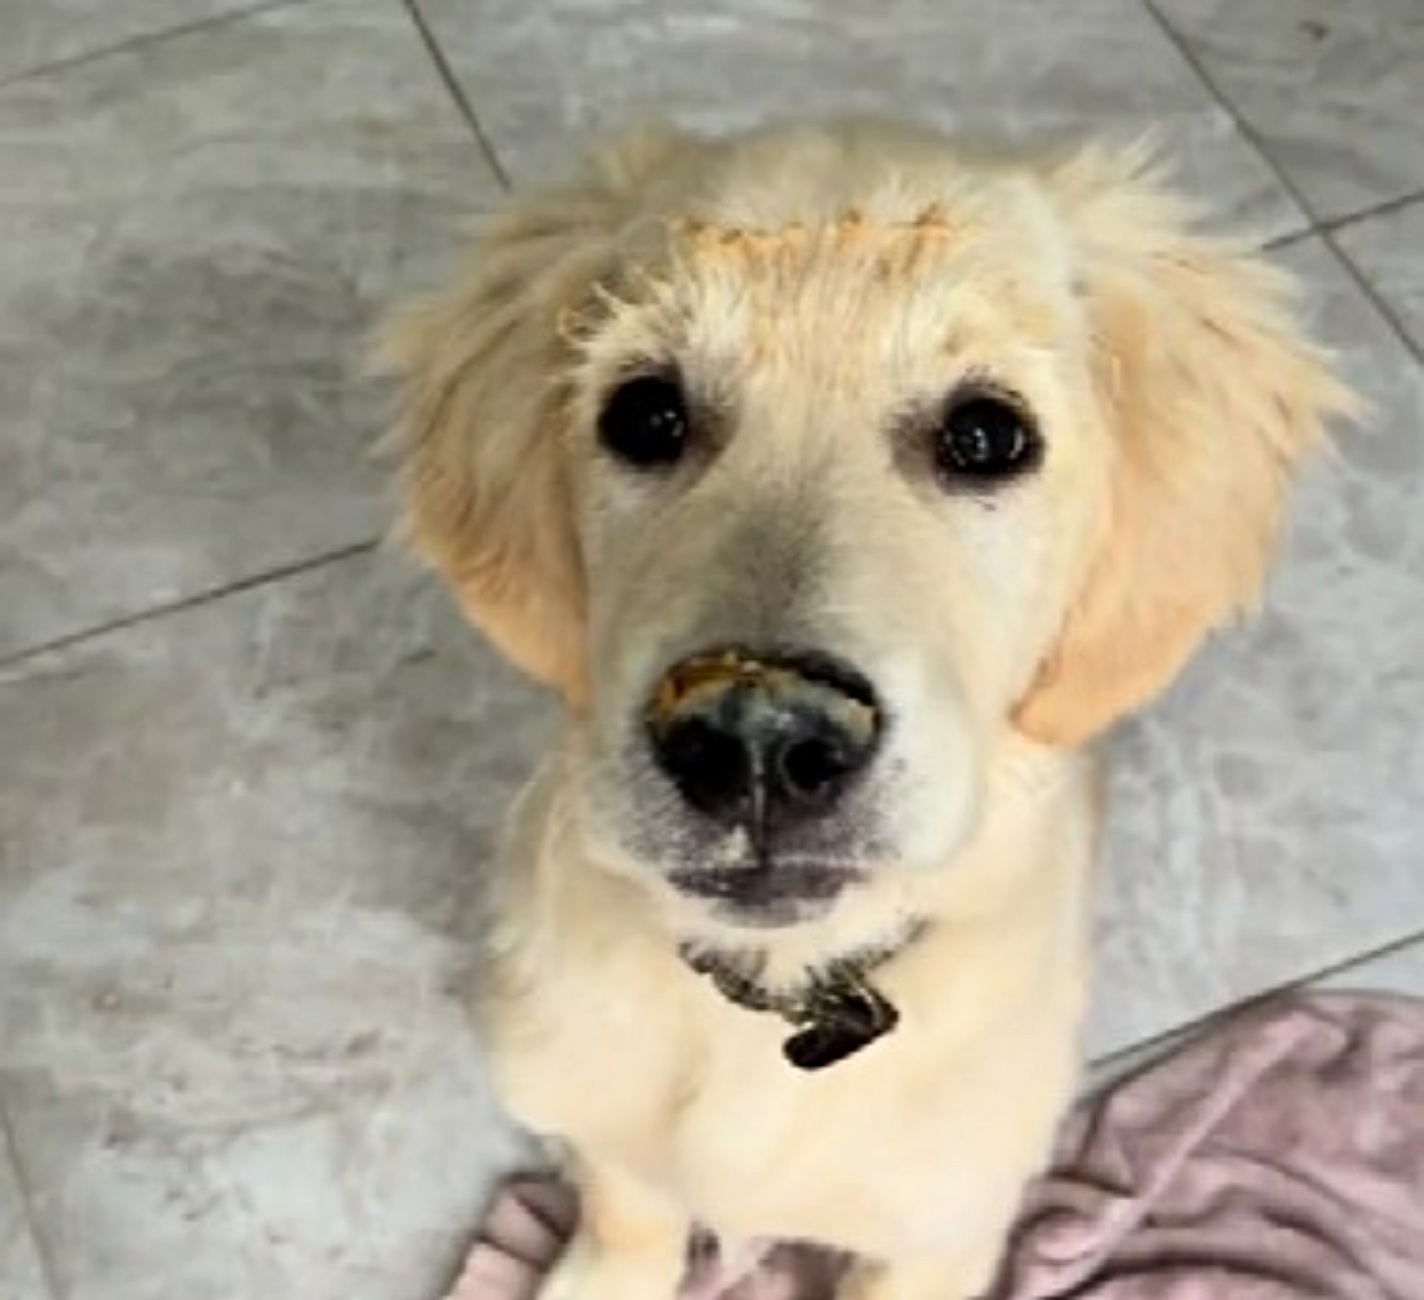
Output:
783,978,900,1071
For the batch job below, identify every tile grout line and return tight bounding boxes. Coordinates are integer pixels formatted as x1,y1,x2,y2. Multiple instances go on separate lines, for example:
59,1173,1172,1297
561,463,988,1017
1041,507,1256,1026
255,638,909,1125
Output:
1322,229,1424,364
1137,0,1318,234
400,0,512,190
1263,185,1424,254
1260,226,1316,254
0,0,310,92
1141,0,1424,365
1090,923,1424,1072
1322,185,1424,238
0,539,380,671
0,1094,63,1300
1139,0,1318,218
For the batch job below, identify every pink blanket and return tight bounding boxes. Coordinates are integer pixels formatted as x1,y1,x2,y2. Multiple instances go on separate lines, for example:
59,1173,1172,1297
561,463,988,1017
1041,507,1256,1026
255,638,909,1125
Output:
446,994,1424,1299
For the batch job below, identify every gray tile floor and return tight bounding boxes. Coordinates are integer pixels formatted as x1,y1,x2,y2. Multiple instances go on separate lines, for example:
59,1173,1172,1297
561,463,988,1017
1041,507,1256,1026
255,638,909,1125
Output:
0,1,1420,1297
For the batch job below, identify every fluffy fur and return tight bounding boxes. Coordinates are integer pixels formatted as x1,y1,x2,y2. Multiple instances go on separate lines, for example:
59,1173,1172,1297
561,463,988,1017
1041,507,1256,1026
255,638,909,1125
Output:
380,119,1352,1300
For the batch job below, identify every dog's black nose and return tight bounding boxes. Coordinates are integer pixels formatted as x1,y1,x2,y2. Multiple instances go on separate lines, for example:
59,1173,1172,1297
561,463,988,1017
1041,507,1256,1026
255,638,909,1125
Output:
647,649,881,828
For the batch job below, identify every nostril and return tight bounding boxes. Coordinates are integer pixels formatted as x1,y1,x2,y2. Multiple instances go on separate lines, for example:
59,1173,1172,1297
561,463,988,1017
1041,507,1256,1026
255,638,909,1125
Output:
777,734,858,804
656,718,754,820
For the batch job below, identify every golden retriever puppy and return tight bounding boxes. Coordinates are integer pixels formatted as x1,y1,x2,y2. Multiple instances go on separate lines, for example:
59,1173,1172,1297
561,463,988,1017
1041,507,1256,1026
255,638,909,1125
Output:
381,119,1350,1300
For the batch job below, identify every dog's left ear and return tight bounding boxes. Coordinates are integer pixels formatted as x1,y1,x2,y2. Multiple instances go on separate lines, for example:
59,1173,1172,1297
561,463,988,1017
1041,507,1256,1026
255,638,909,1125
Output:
1014,146,1357,747
375,125,698,704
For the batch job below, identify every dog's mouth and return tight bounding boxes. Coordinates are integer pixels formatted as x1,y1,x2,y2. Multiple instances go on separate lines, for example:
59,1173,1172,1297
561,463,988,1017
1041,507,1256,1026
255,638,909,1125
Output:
668,861,864,927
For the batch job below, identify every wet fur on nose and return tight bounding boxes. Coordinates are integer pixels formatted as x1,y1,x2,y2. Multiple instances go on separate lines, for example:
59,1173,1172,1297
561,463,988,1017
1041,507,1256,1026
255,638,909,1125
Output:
646,649,881,829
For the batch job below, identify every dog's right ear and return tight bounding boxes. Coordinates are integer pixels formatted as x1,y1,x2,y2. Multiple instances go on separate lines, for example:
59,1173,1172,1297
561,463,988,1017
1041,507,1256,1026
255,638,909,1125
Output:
377,125,695,703
1013,144,1355,747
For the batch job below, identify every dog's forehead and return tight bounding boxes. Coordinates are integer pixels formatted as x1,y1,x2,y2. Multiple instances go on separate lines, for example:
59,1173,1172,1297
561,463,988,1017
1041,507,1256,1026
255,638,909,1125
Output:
584,194,1079,385
666,204,966,275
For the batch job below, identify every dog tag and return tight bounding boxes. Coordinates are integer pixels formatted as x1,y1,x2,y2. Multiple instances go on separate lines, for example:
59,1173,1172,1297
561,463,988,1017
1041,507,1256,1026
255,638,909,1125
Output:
783,982,899,1071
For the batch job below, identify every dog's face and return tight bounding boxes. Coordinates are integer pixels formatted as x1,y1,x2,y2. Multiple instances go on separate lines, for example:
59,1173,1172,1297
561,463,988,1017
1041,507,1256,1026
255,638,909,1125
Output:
383,121,1348,933
564,201,1109,929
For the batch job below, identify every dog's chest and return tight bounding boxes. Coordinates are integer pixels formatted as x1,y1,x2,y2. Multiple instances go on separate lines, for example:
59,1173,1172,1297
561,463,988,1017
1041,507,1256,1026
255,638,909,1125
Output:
666,1014,980,1254
493,935,1083,1272
673,963,1091,1262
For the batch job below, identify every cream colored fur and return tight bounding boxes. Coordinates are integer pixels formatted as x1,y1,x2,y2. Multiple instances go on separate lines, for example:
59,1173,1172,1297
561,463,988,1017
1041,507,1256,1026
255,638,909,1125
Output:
380,119,1352,1300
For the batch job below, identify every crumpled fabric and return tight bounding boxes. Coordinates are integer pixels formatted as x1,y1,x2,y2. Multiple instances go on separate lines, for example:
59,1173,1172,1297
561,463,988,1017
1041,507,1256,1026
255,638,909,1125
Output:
446,994,1424,1300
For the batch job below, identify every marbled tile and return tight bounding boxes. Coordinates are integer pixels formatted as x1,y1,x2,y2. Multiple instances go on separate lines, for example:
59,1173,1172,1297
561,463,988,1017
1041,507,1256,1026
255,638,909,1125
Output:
1090,933,1424,1088
0,1128,49,1300
1317,937,1424,998
0,0,253,84
1335,198,1424,356
4,1058,524,1300
417,0,1302,238
1154,0,1424,223
1086,237,1424,1059
0,551,550,1300
0,0,501,661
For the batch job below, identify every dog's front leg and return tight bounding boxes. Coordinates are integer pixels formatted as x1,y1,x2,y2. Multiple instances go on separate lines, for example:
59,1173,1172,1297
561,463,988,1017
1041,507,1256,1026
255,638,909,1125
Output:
544,1159,688,1300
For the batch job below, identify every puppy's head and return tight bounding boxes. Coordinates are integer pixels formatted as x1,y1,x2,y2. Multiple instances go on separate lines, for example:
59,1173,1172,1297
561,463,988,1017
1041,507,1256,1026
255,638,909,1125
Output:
382,121,1350,935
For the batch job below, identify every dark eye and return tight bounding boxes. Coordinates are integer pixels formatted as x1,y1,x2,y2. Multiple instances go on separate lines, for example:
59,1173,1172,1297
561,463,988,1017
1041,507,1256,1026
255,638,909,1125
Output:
597,373,690,469
934,391,1041,486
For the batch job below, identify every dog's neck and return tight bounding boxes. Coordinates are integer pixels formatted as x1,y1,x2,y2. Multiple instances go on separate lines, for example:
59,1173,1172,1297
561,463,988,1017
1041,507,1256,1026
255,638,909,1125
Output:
678,917,928,1070
668,738,1088,1068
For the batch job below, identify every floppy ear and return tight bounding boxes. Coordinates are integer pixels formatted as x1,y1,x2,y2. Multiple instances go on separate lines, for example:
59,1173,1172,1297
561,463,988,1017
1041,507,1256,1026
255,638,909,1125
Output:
377,125,695,702
1014,146,1357,747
